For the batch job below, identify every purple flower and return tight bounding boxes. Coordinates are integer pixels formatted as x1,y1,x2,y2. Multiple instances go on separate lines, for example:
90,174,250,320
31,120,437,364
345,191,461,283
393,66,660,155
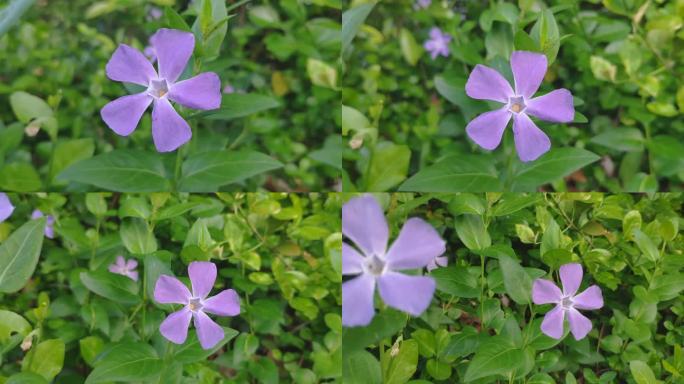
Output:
426,256,448,272
415,0,432,9
31,209,54,239
222,84,235,94
423,27,451,60
101,28,222,152
147,7,162,21
465,51,575,162
532,263,603,340
143,46,156,64
154,261,240,349
0,193,15,223
109,256,139,281
342,195,445,327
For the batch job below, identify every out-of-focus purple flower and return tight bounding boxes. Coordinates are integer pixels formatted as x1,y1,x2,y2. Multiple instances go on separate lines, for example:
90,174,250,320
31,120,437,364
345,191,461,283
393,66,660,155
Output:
415,0,432,9
147,7,163,21
143,46,156,64
31,209,54,239
465,51,575,162
101,28,222,152
0,193,14,223
426,256,448,272
423,27,451,60
222,84,235,94
342,195,445,327
109,255,139,281
532,263,603,340
154,261,240,349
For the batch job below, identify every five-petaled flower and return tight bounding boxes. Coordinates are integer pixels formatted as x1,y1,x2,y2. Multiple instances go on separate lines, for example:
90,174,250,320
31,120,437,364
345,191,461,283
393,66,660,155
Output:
31,209,55,239
0,193,14,223
426,255,448,272
101,28,221,152
423,27,451,60
109,256,139,281
532,263,603,340
154,261,240,349
465,51,575,162
342,195,445,327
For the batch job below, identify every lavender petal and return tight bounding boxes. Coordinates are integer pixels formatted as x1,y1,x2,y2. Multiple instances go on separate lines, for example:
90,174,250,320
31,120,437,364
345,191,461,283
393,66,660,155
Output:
465,107,511,150
525,88,575,123
342,195,389,258
465,64,514,103
203,289,241,317
154,275,191,304
150,28,195,83
377,272,435,316
532,279,562,305
567,308,592,340
512,112,550,162
573,285,603,310
342,274,376,327
168,72,222,110
151,98,192,152
100,92,152,136
194,310,224,350
159,307,192,344
188,261,216,299
105,44,158,86
510,51,547,98
385,218,445,270
559,263,583,297
540,305,565,339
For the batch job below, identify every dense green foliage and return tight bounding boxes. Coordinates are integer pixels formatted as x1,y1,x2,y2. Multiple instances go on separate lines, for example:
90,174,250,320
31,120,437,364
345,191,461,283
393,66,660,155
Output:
0,193,342,383
0,0,341,192
342,0,684,192
342,192,684,383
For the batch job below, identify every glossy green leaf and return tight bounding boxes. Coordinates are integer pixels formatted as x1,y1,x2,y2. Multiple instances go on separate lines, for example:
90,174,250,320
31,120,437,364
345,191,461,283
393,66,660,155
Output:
85,343,163,384
79,271,140,305
191,93,280,120
0,218,46,293
510,148,600,191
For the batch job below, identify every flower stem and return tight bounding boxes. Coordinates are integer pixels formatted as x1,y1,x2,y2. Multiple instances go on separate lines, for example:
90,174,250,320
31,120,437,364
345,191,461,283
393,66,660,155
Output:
172,147,183,191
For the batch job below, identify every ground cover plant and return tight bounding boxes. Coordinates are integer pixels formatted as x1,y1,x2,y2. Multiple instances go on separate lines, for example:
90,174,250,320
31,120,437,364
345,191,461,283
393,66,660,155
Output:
342,192,684,382
342,0,684,192
0,0,341,192
0,192,342,383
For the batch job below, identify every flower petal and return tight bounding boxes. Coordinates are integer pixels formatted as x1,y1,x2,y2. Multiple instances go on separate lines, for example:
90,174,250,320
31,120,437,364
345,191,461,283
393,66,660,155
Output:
465,64,514,103
31,209,43,220
116,255,126,267
342,274,376,327
512,112,550,162
168,72,221,110
525,88,575,123
154,275,191,304
128,271,139,282
126,258,138,270
188,261,216,299
342,195,388,258
377,272,435,316
44,219,55,239
426,256,448,272
0,193,15,222
193,310,224,350
573,285,603,310
465,107,511,150
159,307,192,344
567,308,592,340
540,305,565,339
532,278,562,305
203,289,241,316
151,98,192,152
559,263,583,297
101,92,152,136
343,243,365,275
385,218,445,270
108,264,123,274
151,28,195,83
105,44,158,86
510,51,547,99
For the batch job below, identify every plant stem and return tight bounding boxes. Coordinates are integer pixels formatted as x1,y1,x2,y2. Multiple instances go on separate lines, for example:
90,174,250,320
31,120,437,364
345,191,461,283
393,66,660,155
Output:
480,253,485,326
173,147,183,191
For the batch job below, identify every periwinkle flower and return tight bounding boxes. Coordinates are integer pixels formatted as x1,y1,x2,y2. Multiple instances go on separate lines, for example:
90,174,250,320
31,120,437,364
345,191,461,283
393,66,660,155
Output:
109,255,139,281
465,51,575,162
532,263,603,340
415,0,432,9
342,195,445,327
154,261,240,349
426,256,448,272
31,209,54,239
423,27,451,60
147,7,162,21
222,84,235,94
0,193,14,223
101,28,221,152
143,46,156,63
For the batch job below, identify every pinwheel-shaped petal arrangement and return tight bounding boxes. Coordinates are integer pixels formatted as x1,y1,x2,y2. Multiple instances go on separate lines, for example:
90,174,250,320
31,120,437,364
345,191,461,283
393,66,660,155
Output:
109,256,139,281
0,193,14,223
465,51,575,162
342,195,446,327
424,27,451,60
532,263,603,340
154,261,240,350
31,209,54,239
101,28,221,152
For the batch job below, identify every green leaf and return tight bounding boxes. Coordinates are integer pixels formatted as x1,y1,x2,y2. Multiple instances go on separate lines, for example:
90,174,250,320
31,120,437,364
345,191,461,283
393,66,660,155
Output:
163,6,190,31
590,128,644,152
85,343,163,384
22,339,64,381
629,360,658,384
120,218,157,255
50,138,96,182
448,194,486,216
431,266,480,298
0,163,42,192
342,3,375,52
491,194,541,216
178,150,282,192
309,135,343,169
0,219,46,293
0,0,36,36
590,56,617,82
384,339,418,384
79,336,105,367
399,28,422,66
6,373,48,384
463,337,526,382
79,271,140,305
499,256,533,305
540,216,561,257
307,58,338,89
530,8,560,64
632,229,659,262
342,310,406,353
454,214,491,251
57,150,170,192
0,309,31,344
365,143,410,191
191,94,280,120
343,350,382,384
400,155,503,192
173,328,239,363
510,148,600,191
9,91,52,123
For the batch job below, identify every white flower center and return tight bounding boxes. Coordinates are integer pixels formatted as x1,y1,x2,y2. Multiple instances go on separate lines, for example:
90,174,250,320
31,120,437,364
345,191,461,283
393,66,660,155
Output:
148,78,169,99
508,95,526,114
188,297,203,312
364,254,386,276
560,295,574,310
